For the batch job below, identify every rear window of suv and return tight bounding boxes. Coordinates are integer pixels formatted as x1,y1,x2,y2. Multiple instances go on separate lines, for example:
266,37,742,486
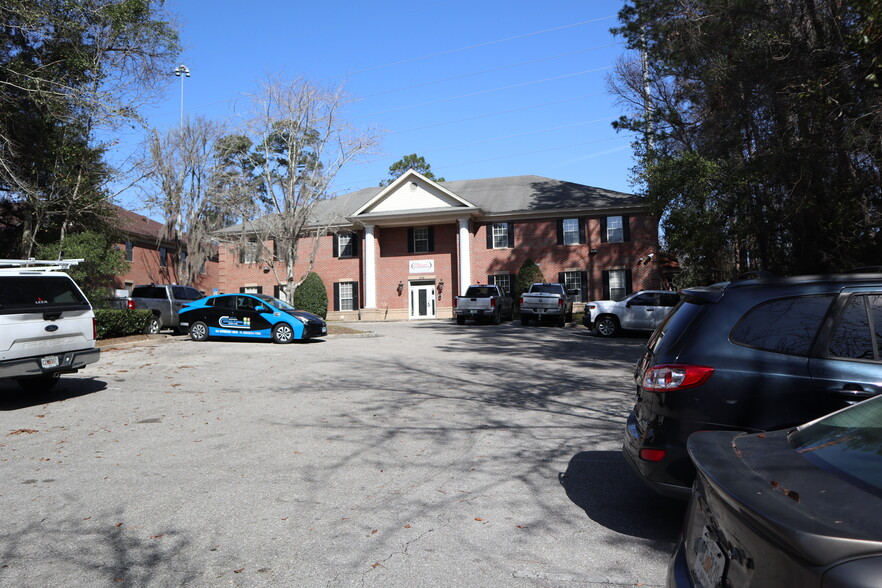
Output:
0,276,89,314
731,295,834,356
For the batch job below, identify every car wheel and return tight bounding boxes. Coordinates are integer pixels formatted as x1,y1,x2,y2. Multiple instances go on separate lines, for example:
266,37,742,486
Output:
273,322,295,344
17,372,60,391
595,315,619,337
456,316,466,325
190,321,209,342
556,315,566,327
565,311,573,323
521,316,530,326
492,311,501,325
144,315,161,334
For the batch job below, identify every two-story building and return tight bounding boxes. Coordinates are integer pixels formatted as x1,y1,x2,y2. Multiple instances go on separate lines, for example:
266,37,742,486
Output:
215,171,662,321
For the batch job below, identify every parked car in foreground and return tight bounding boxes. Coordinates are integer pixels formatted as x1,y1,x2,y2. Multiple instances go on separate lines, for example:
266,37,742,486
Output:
453,284,513,324
669,394,882,587
624,271,882,498
519,282,576,326
583,290,680,337
0,259,100,390
110,284,203,334
178,293,326,343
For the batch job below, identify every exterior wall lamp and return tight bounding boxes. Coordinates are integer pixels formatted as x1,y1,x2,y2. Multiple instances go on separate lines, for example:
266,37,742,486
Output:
437,279,444,299
397,280,404,295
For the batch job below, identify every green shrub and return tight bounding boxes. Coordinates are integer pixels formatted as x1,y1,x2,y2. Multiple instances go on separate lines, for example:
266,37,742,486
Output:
514,259,546,307
95,309,152,339
292,272,328,318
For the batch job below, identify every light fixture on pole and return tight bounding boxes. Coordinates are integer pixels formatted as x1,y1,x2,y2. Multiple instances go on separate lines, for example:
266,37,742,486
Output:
173,64,190,127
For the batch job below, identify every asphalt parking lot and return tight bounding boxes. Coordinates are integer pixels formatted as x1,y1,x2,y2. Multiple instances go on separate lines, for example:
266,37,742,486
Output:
0,321,685,587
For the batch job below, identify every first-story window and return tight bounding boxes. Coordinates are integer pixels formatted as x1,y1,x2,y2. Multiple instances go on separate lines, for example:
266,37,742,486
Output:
334,281,360,311
561,271,586,302
489,273,512,295
603,269,632,301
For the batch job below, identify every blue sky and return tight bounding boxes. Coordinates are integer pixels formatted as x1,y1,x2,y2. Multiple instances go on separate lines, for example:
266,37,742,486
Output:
116,0,639,211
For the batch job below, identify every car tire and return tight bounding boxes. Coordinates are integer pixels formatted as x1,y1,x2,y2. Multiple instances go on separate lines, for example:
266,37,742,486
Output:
16,372,60,392
144,315,161,334
521,316,530,326
456,316,466,325
272,322,295,344
556,315,566,327
595,315,619,337
190,321,209,342
492,311,501,325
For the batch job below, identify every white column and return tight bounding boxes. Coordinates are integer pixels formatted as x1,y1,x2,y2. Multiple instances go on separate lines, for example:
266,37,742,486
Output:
457,218,471,295
363,225,377,309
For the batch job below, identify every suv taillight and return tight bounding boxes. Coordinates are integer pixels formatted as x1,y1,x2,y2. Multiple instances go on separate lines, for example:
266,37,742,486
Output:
641,364,714,392
126,299,136,310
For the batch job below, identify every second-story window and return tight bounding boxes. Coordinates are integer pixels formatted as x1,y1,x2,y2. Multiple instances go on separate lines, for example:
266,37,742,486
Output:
562,219,579,245
601,215,630,243
239,240,259,264
408,227,434,253
334,232,358,258
125,240,133,262
159,246,168,267
493,223,509,248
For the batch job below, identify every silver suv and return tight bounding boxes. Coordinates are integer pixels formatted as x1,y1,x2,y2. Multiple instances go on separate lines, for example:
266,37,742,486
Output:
0,259,100,390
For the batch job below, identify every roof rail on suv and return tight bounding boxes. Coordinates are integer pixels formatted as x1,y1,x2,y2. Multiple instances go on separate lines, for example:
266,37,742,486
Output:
0,258,84,272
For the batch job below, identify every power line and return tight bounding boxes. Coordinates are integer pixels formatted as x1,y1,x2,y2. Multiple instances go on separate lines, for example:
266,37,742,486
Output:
329,16,617,79
358,66,613,118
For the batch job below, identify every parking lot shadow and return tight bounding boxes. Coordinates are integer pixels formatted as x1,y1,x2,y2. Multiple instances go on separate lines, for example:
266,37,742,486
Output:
559,450,686,546
0,377,107,410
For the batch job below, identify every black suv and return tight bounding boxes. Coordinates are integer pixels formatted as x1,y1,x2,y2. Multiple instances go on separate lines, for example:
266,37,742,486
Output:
623,272,882,499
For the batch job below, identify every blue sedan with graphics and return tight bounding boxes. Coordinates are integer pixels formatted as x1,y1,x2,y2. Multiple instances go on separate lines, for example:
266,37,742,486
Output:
178,293,327,343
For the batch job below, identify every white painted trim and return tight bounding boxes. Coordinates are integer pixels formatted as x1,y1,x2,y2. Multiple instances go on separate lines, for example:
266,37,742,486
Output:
363,225,376,309
351,169,477,216
458,218,471,296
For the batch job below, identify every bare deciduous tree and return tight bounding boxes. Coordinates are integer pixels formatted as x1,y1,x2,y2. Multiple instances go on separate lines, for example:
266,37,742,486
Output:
228,75,381,301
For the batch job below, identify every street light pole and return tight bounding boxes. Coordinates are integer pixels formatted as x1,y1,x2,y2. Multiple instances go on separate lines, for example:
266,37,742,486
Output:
172,64,190,127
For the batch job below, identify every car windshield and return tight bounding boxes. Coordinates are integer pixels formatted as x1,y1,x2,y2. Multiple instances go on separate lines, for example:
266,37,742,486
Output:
530,284,562,294
790,395,882,496
254,294,297,312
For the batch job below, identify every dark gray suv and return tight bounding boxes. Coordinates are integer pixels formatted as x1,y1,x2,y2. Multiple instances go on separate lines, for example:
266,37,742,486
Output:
624,272,882,498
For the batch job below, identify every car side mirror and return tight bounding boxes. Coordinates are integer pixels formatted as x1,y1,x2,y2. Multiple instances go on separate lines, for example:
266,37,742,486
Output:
254,305,265,312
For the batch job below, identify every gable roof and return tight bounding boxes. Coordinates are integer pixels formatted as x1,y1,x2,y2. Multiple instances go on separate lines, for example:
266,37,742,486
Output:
216,174,641,234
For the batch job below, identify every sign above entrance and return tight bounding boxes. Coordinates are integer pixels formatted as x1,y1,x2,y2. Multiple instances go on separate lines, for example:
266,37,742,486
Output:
409,259,435,273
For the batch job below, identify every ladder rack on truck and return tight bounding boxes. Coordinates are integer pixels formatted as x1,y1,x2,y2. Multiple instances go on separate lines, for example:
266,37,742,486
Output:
0,258,84,273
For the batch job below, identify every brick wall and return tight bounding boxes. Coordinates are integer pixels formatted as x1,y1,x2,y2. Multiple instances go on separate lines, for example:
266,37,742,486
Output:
216,212,661,319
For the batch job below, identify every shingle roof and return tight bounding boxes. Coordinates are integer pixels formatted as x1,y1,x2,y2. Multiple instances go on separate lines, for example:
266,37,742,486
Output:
217,174,641,234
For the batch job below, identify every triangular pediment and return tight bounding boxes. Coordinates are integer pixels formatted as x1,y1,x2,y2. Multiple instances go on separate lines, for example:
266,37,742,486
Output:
352,170,476,216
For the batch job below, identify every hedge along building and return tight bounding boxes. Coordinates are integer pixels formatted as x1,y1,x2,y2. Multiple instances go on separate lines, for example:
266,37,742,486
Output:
214,170,660,321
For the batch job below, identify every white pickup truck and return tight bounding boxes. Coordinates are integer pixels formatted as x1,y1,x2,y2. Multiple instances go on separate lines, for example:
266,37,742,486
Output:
583,290,680,337
454,284,514,325
519,282,576,327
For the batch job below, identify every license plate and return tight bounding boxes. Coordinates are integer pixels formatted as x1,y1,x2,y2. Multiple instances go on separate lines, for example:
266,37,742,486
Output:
470,310,477,314
691,527,726,587
41,355,59,369
321,327,327,334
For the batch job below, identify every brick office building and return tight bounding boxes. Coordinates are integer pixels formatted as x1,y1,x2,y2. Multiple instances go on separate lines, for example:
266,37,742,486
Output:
112,205,219,295
215,171,662,321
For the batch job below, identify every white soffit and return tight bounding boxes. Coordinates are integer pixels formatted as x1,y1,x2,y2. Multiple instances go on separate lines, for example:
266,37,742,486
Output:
352,170,476,216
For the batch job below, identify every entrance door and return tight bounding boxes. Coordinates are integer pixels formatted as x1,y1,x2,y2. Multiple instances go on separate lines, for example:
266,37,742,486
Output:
409,282,436,319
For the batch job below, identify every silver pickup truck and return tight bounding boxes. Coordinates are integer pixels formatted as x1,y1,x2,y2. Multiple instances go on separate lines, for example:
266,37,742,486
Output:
454,284,514,325
519,282,576,327
111,284,204,333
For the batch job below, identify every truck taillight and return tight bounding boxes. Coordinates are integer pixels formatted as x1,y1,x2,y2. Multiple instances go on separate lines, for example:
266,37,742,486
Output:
519,297,524,305
92,317,98,341
490,298,496,308
558,299,564,307
641,364,714,392
126,299,136,310
453,298,458,308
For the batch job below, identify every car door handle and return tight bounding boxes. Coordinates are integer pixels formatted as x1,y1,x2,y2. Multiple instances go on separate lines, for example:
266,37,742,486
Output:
835,384,878,401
